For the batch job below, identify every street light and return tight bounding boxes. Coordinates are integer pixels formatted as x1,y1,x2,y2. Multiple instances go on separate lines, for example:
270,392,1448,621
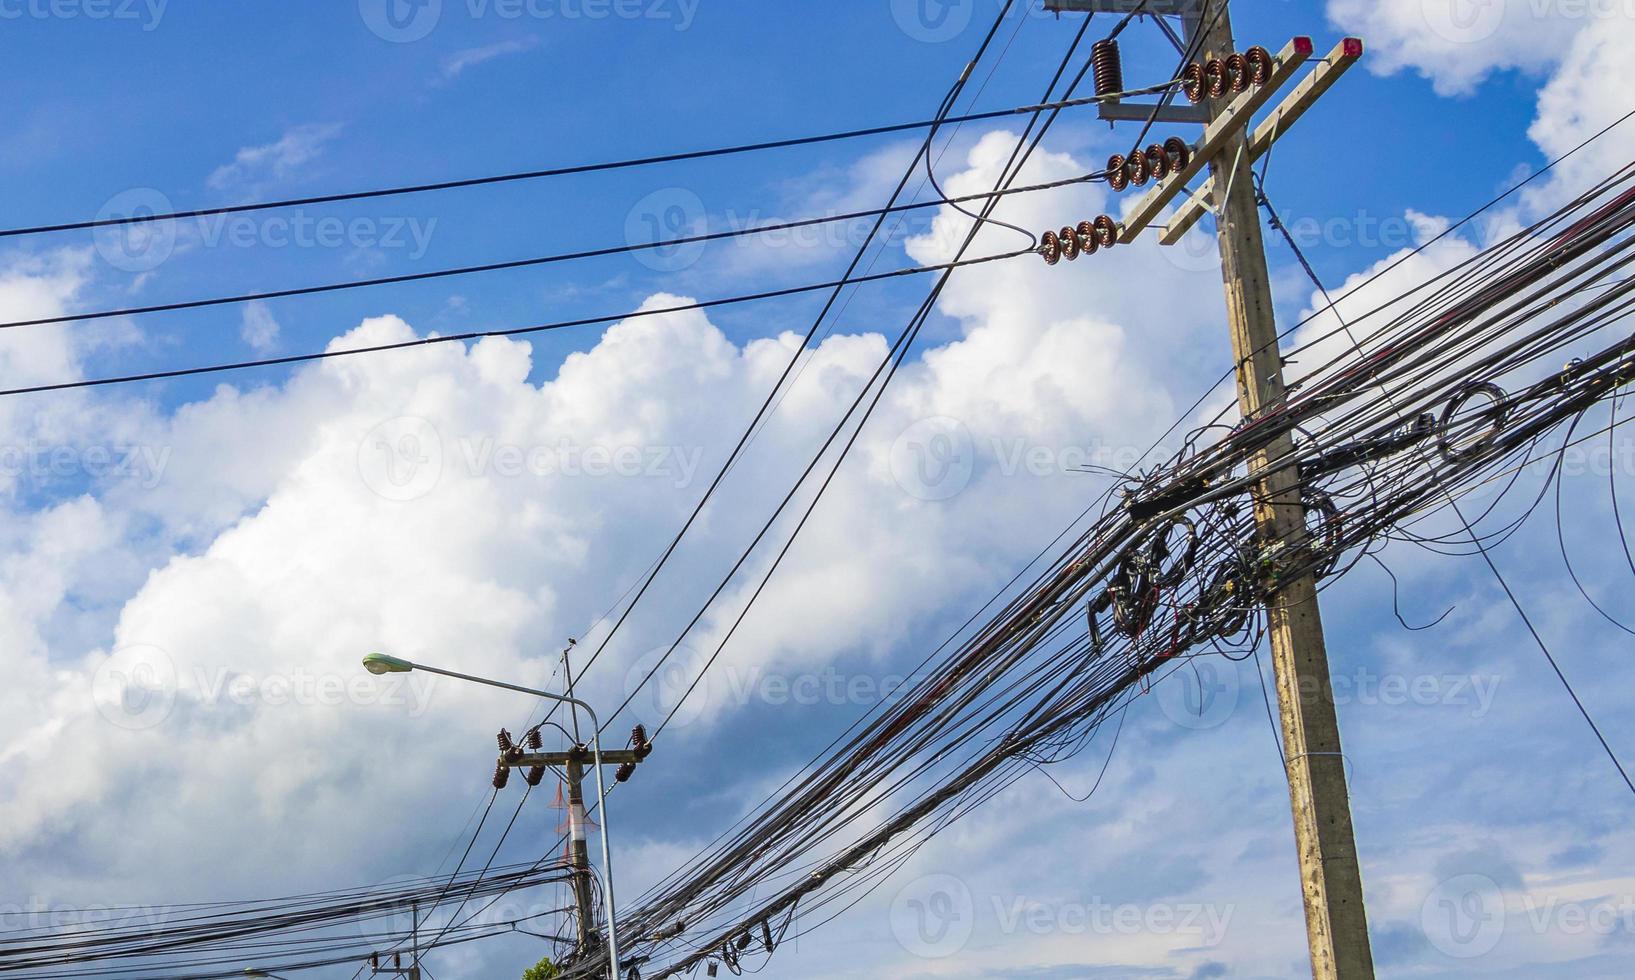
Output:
361,652,621,979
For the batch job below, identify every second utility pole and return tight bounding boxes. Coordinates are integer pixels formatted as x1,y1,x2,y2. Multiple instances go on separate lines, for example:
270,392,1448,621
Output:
1198,2,1376,977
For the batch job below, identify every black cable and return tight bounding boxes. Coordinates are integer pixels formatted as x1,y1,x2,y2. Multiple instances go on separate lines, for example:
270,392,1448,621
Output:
3,171,1106,332
0,87,1181,241
0,248,1030,398
1259,178,1635,800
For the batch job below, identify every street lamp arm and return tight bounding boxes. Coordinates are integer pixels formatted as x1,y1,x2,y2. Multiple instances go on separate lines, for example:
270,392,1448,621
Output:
400,660,602,732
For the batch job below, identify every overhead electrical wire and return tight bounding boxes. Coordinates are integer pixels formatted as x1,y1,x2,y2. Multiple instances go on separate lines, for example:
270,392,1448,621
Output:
2,170,1108,333
557,153,1635,978
368,8,1052,975
0,85,1183,242
0,247,1030,398
27,13,1635,980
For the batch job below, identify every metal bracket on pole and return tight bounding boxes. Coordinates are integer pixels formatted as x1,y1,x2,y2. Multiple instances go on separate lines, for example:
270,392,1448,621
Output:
1117,35,1314,244
1045,0,1211,123
1159,37,1364,244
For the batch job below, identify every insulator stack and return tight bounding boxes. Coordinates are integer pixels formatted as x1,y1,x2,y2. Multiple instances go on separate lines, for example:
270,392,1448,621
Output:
492,761,511,790
616,762,637,782
525,764,545,786
1180,47,1276,104
525,726,543,750
1091,38,1124,99
1107,137,1194,194
1038,215,1119,266
496,728,515,753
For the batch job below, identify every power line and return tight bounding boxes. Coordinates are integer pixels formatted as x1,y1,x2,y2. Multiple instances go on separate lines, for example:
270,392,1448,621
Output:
1259,179,1635,799
0,85,1179,242
555,0,1036,719
2,171,1098,332
0,247,1031,398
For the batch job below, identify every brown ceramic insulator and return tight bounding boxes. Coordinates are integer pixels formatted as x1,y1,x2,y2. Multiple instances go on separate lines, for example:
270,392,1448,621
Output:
1164,136,1191,172
1107,153,1129,192
1182,62,1206,104
1039,230,1062,266
1244,45,1273,86
1093,214,1118,249
1204,59,1228,99
1126,148,1151,187
1225,52,1249,93
1058,225,1081,261
1145,143,1170,180
1076,219,1099,257
1091,38,1124,99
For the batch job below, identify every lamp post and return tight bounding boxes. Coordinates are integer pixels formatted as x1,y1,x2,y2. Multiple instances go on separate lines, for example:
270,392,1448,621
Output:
362,653,621,979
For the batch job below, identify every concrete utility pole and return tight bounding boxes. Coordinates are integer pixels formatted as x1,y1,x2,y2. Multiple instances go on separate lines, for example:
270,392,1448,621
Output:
501,740,651,962
1196,6,1375,977
1045,1,1376,976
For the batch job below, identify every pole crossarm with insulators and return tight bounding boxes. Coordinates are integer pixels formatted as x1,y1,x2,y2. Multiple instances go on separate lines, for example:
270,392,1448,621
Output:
1160,37,1363,244
1116,34,1313,243
361,652,630,980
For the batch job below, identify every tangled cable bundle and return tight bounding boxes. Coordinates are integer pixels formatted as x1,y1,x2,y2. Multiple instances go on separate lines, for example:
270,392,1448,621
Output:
555,159,1635,979
0,862,578,979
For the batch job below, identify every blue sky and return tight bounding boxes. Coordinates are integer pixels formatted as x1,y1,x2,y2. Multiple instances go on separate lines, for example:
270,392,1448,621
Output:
2,1,1634,978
